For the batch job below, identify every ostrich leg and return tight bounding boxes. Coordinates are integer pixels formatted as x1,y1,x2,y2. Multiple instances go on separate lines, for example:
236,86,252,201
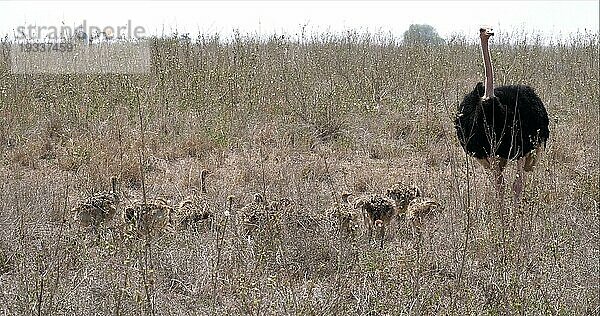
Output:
491,157,507,209
513,157,527,206
494,171,504,198
493,169,505,209
375,220,384,249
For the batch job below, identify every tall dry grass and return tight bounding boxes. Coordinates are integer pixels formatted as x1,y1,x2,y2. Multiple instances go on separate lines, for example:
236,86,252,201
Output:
0,29,598,315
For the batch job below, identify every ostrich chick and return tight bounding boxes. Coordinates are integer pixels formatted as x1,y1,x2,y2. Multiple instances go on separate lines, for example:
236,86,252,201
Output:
175,188,212,230
239,193,268,236
328,192,361,238
406,197,441,234
73,176,119,228
385,183,422,218
124,197,173,236
175,169,212,230
355,194,397,249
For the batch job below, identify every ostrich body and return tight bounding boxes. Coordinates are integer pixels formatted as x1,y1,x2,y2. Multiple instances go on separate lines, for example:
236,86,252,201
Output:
175,170,212,230
385,183,441,234
355,194,397,248
385,183,422,218
239,193,268,236
238,193,289,239
124,197,173,236
176,195,211,230
406,197,440,233
328,192,361,238
73,177,119,228
454,28,549,204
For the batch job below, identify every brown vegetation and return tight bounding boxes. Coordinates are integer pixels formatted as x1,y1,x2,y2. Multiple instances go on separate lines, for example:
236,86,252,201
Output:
0,29,598,314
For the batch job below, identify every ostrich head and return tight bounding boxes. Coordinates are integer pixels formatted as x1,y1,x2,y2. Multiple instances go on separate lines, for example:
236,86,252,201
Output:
124,206,137,223
341,192,353,204
479,27,494,39
268,201,280,211
154,197,170,206
253,193,264,204
353,197,366,210
279,198,292,207
227,195,235,206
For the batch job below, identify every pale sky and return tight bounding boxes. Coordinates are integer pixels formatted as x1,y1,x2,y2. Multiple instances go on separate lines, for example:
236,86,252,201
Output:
1,1,598,40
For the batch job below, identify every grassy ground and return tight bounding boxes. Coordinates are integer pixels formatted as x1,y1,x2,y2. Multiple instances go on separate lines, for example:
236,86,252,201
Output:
0,30,598,315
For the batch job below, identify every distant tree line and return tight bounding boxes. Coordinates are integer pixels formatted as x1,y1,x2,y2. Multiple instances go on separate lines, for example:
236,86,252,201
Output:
403,24,445,45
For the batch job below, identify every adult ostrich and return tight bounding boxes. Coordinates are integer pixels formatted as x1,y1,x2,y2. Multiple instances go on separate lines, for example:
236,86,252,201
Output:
454,28,549,204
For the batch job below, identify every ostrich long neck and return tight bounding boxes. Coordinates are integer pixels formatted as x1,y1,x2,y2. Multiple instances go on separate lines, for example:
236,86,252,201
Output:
481,37,495,98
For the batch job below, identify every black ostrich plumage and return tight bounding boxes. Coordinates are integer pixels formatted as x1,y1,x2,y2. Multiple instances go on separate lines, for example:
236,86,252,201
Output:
455,82,550,160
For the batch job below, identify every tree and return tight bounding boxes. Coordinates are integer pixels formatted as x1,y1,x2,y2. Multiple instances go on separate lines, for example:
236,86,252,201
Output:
403,24,444,45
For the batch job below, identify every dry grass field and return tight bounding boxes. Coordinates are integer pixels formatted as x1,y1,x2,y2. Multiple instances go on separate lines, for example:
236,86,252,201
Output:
0,30,598,315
